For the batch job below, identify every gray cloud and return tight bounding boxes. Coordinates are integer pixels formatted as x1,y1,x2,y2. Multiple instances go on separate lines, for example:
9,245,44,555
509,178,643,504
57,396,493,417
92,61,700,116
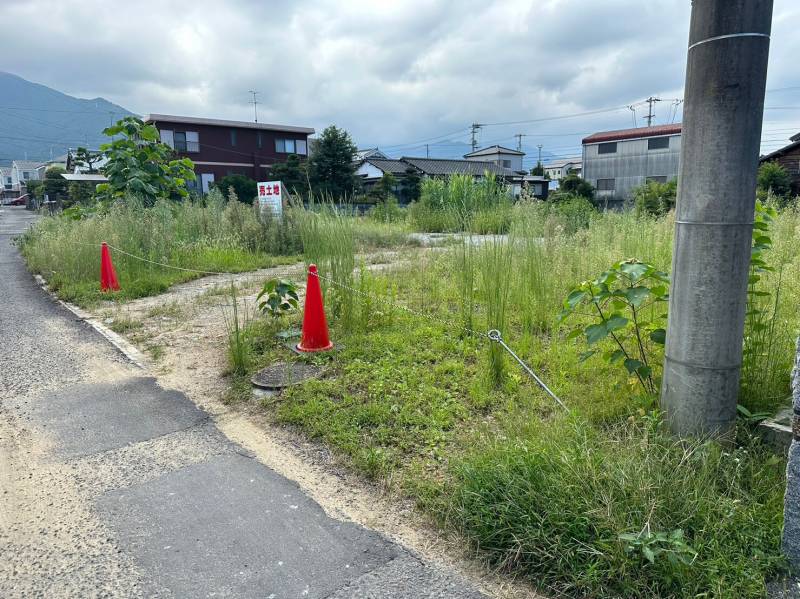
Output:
1,0,798,157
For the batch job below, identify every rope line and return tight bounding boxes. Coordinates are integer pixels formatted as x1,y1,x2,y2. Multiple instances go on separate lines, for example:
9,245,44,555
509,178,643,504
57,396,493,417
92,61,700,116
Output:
55,239,566,407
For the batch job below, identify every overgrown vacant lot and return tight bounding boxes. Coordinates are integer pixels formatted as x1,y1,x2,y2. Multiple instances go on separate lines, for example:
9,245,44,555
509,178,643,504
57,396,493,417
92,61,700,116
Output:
234,200,798,597
20,190,800,597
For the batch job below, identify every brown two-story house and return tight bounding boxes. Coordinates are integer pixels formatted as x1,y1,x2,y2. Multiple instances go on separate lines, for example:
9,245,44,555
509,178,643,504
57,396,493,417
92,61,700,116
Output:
143,114,315,193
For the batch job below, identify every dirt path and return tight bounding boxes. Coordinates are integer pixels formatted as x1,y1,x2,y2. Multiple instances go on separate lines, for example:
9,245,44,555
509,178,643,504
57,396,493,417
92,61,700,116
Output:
89,255,541,599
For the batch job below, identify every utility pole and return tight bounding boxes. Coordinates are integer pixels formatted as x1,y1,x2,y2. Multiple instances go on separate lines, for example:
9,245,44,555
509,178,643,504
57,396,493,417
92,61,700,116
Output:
537,144,543,167
426,143,429,158
514,133,523,152
644,96,661,127
249,90,259,123
470,123,483,152
660,0,773,436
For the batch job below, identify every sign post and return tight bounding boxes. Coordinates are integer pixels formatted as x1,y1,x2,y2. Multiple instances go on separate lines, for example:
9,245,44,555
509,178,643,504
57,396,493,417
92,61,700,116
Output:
257,181,284,219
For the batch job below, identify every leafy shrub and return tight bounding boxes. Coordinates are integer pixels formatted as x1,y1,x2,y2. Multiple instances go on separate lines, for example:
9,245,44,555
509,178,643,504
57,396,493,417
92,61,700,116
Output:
257,278,299,318
559,259,669,395
553,194,596,233
215,174,258,204
633,180,677,217
757,162,791,200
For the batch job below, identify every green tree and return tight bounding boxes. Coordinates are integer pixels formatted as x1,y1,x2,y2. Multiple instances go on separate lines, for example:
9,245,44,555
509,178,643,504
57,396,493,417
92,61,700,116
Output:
43,166,68,199
531,161,544,176
26,179,44,202
214,174,257,204
67,181,95,207
400,166,421,203
556,173,594,201
268,154,308,196
633,179,678,217
72,147,103,173
371,172,396,201
307,125,358,199
95,116,195,205
757,161,791,198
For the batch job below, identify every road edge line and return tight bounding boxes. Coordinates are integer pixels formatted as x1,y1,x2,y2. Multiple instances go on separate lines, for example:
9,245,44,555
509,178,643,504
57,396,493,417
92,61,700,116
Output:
33,274,147,370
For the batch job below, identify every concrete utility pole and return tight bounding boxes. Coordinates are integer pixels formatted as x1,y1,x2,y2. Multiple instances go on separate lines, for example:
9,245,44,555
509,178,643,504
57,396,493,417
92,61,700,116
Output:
515,133,523,152
660,0,773,436
644,96,661,127
470,123,483,152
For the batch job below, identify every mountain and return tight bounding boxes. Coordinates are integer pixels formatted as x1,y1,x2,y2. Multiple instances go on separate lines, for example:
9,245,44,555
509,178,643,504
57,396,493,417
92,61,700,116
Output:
0,72,133,166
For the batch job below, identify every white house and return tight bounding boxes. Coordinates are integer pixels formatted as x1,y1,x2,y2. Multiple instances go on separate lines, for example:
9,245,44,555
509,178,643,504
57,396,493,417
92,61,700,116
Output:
9,160,43,196
543,157,582,181
463,145,525,171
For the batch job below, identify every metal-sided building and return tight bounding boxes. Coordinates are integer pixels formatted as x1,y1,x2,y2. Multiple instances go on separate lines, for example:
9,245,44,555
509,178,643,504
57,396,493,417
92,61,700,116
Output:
582,124,682,207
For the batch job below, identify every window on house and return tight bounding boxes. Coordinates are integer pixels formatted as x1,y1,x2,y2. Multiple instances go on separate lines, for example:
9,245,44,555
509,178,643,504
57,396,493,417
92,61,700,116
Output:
596,178,616,191
22,171,31,179
185,131,199,152
275,138,299,154
257,132,263,149
296,140,307,155
598,142,617,154
501,159,511,168
648,137,670,150
646,176,668,183
159,129,174,148
174,131,187,152
230,129,237,146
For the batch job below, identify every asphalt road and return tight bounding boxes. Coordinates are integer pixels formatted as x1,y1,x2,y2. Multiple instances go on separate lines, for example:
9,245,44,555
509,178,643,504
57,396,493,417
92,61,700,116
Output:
0,206,485,598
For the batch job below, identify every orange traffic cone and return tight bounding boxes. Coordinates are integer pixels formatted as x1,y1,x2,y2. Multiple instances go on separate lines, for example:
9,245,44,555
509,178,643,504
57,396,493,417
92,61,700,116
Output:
100,242,120,292
296,264,333,352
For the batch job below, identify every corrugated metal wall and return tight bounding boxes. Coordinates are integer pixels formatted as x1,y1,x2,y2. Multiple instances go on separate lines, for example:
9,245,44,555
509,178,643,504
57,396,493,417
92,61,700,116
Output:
583,134,681,205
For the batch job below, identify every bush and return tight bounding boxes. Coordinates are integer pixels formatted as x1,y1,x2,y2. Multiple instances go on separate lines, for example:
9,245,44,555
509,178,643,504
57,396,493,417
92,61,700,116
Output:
447,416,786,598
215,174,258,204
633,180,677,217
758,162,792,201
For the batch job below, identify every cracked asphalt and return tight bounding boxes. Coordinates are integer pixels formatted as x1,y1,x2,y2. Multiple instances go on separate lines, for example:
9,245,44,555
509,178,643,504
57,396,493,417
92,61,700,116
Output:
0,206,485,598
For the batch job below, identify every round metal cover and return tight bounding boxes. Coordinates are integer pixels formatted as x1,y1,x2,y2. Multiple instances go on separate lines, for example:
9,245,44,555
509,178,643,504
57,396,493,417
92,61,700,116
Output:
251,362,324,389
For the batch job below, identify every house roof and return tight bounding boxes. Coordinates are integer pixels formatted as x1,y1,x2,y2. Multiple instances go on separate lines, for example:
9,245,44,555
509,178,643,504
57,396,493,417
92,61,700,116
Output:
362,158,413,175
402,157,509,176
464,145,525,157
760,138,800,162
355,148,388,161
12,160,43,170
61,173,108,182
543,157,582,169
143,114,315,135
0,167,11,176
582,124,682,145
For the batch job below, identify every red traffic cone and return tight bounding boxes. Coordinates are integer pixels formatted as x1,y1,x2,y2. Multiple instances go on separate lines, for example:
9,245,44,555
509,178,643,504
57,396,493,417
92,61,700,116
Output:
100,242,120,292
297,264,333,352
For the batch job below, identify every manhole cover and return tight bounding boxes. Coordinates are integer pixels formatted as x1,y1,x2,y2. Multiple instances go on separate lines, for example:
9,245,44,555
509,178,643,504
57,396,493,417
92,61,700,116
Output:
251,362,324,389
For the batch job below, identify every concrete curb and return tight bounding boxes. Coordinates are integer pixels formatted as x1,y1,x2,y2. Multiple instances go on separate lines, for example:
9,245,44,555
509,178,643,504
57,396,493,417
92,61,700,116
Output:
33,274,147,370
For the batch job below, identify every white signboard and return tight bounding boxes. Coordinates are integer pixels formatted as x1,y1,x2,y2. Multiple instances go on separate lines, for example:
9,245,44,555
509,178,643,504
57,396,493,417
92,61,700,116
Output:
257,181,283,218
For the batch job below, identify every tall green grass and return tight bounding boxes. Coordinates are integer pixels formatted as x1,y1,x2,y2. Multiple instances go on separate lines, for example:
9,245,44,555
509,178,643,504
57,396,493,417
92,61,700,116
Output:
19,191,302,305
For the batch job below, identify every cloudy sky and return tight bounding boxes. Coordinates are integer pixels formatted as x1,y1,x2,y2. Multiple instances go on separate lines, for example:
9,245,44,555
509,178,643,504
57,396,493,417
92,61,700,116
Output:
2,0,799,165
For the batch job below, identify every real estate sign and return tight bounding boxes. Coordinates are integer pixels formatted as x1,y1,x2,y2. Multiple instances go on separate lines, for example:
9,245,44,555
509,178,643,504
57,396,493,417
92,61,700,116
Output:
257,181,283,219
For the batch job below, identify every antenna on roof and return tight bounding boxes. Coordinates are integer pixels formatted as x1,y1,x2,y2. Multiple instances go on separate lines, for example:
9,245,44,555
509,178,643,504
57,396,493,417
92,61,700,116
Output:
249,90,259,123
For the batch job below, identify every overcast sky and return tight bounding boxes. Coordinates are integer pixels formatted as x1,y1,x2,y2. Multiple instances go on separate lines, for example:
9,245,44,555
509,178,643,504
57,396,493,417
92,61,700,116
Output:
2,0,798,164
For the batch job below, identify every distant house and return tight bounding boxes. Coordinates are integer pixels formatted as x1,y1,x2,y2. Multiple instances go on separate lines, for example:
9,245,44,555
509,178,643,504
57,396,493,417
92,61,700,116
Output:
143,114,315,193
354,148,389,161
7,160,43,197
1,167,12,202
582,124,682,207
463,145,525,171
760,132,800,195
354,146,548,201
544,157,582,181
